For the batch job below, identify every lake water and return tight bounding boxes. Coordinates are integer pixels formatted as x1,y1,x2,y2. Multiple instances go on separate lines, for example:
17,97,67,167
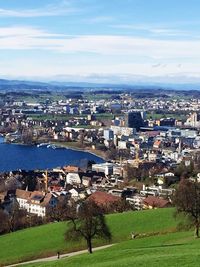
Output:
0,137,104,172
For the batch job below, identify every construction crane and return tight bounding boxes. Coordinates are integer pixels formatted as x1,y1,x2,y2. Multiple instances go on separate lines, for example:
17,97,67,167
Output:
133,143,140,168
42,170,48,193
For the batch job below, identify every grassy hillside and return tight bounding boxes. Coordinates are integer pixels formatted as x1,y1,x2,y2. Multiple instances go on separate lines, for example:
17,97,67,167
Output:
0,208,177,266
27,231,200,267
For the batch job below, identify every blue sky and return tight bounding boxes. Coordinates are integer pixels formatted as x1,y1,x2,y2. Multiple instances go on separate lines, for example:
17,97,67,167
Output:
0,0,200,83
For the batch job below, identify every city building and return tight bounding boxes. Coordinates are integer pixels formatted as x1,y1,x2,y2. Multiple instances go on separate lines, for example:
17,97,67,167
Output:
111,125,135,136
104,129,114,140
92,163,114,175
160,118,176,127
185,112,200,128
125,111,145,131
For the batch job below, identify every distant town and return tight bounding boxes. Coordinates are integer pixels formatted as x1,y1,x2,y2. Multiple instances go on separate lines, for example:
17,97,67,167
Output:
0,85,199,223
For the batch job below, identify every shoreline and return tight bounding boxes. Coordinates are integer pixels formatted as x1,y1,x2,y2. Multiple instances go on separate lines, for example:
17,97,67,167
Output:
49,141,107,161
1,137,107,166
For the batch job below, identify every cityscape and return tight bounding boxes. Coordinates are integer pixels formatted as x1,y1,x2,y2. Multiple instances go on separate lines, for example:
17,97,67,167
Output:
0,1,200,267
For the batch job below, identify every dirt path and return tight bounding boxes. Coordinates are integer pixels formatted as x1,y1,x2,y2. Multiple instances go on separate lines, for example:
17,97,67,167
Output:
7,244,114,267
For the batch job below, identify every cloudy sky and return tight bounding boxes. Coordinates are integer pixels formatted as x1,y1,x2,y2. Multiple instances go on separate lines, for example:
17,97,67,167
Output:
0,0,200,83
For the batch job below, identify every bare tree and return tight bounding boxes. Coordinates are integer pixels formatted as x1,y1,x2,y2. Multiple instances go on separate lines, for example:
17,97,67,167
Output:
8,201,27,232
47,197,69,222
21,128,34,145
65,200,111,253
174,179,200,238
0,209,9,234
78,130,86,148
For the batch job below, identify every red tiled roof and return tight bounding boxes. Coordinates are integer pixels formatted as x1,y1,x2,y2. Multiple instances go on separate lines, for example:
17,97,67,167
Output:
143,196,170,208
143,131,160,137
16,189,31,200
153,140,161,147
63,166,79,173
88,191,120,206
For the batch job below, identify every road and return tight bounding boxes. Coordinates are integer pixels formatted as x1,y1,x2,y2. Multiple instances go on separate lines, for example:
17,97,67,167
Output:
7,244,114,267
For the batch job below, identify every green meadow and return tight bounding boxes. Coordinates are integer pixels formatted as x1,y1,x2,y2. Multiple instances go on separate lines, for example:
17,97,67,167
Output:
27,231,200,267
0,208,177,266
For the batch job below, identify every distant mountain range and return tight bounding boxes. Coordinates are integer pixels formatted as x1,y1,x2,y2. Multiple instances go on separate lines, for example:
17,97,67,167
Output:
0,78,200,91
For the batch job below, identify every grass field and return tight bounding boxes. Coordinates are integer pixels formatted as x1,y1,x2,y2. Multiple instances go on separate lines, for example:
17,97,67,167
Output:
26,231,200,267
30,114,86,121
0,208,177,266
95,113,115,120
146,112,186,121
84,93,113,101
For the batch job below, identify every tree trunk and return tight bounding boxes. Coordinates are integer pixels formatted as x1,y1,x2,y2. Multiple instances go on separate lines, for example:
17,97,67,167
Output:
87,238,92,254
195,222,199,238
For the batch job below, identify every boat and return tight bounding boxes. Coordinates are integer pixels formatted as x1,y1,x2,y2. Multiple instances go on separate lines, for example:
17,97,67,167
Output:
37,143,49,148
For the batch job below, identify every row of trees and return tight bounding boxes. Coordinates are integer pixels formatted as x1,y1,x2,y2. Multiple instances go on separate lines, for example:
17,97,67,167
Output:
0,202,43,235
47,197,134,223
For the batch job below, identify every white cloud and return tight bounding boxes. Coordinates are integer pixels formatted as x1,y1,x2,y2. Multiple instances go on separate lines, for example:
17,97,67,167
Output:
2,57,200,83
0,26,63,37
0,1,76,17
0,26,200,79
0,26,199,61
111,24,190,37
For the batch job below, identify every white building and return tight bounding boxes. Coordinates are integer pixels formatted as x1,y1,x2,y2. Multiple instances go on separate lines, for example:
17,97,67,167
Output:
69,188,80,200
66,173,81,185
185,113,200,128
111,126,135,136
118,140,127,149
104,129,114,140
16,189,57,217
92,163,114,175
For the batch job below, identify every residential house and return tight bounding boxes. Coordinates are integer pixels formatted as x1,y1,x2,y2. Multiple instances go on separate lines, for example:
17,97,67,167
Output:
143,196,171,209
68,188,85,201
16,189,57,217
87,191,120,207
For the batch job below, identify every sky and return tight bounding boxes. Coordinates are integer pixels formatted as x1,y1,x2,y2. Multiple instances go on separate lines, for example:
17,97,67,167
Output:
0,0,200,83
